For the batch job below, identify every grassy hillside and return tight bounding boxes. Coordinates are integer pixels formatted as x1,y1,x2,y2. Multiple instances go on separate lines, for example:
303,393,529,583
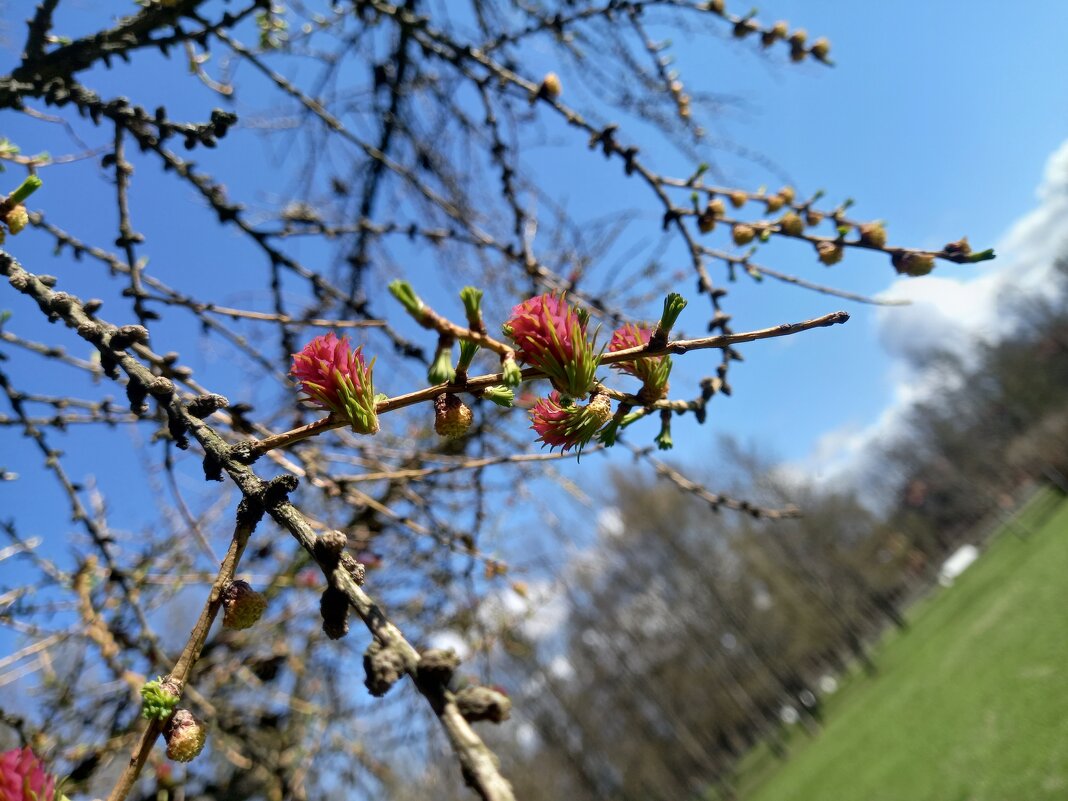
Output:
739,491,1068,801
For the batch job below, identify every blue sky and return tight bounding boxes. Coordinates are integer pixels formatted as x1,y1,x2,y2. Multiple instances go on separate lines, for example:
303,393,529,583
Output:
3,1,1067,467
2,0,1068,696
651,0,1068,472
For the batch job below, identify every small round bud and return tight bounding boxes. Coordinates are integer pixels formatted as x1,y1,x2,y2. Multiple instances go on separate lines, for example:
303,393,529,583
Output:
733,19,757,38
697,207,717,234
418,648,461,686
805,209,824,227
789,29,808,62
455,686,512,724
434,393,473,438
764,194,785,213
4,205,29,235
222,580,267,630
893,252,935,277
320,585,350,639
729,189,748,208
364,640,407,697
943,237,972,259
771,20,789,39
707,197,726,218
146,376,175,398
732,223,756,246
186,393,229,419
816,240,844,266
811,37,831,62
539,72,562,100
778,185,796,204
704,0,725,13
164,709,207,763
315,529,348,560
779,212,804,237
858,222,887,249
341,553,366,585
110,324,150,349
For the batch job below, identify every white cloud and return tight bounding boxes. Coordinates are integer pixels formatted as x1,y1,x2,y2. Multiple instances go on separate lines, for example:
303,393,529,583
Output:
879,137,1068,353
798,137,1068,485
514,721,540,753
426,629,471,660
476,577,571,643
596,506,624,541
548,654,575,682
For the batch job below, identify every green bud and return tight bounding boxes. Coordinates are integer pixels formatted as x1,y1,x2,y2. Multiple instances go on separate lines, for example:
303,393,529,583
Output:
966,248,996,263
658,292,687,335
482,385,515,407
8,175,42,205
387,280,426,321
428,345,456,384
655,412,673,451
597,419,621,446
457,339,480,372
597,407,646,446
459,286,484,330
687,162,710,184
141,677,180,721
501,356,522,387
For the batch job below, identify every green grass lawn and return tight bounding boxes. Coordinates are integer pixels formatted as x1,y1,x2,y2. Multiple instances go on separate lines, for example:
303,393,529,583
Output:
739,491,1068,801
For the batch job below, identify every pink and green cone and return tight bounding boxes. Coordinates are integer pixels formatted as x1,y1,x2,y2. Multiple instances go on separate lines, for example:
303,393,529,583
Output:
0,748,56,801
530,391,612,452
503,294,600,398
607,324,672,402
291,333,380,434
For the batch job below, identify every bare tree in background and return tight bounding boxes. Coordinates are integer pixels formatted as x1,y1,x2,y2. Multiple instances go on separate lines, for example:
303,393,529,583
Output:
0,2,994,799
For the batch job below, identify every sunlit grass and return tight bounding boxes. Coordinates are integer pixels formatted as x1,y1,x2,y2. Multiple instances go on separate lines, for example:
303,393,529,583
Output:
738,489,1068,801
